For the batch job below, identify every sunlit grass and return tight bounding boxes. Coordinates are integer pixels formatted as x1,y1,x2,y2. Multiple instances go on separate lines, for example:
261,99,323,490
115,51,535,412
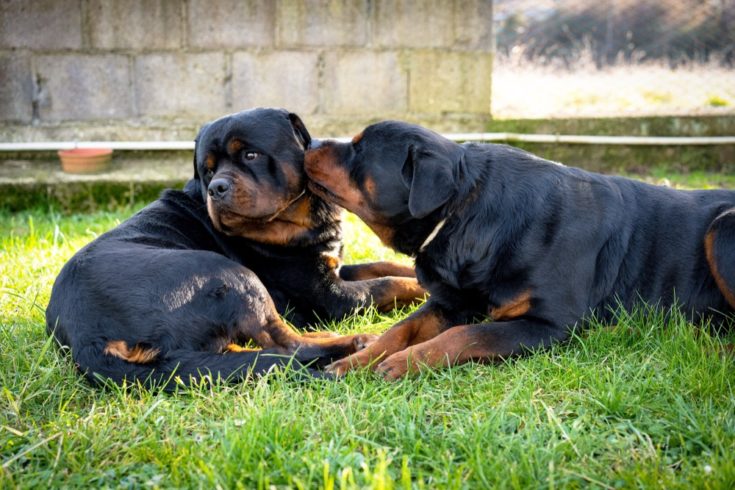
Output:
493,53,735,118
2,174,734,487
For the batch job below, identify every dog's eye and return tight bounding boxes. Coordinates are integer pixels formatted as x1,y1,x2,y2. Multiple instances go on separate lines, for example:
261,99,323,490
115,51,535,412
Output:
205,169,214,179
243,151,259,161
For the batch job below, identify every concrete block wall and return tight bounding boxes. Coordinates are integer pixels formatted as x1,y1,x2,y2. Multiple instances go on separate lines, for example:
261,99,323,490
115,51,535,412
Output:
0,0,492,141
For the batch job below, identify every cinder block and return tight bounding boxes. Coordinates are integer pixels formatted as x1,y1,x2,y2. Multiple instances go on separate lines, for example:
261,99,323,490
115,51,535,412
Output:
454,0,493,51
0,54,33,123
0,0,82,49
406,50,492,114
35,55,132,121
276,0,368,47
322,51,407,115
232,51,319,115
88,0,182,50
135,53,227,118
372,0,455,48
188,0,275,48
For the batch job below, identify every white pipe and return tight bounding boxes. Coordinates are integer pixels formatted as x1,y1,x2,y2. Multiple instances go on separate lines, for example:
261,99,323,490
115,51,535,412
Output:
0,141,195,151
446,133,735,145
0,134,734,152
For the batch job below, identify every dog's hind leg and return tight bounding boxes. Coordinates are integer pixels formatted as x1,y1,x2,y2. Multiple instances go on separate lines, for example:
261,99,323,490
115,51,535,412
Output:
227,274,376,361
705,208,735,309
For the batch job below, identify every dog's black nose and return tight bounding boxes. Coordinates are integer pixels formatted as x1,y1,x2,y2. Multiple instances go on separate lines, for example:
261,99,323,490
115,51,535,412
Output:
208,178,231,200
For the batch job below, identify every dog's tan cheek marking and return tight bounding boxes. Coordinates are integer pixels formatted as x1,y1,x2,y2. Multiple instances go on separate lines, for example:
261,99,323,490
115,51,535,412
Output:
306,145,373,217
281,160,302,187
327,165,368,214
286,194,312,227
231,174,253,207
490,290,532,321
351,131,364,144
305,146,341,186
206,154,216,171
104,340,160,364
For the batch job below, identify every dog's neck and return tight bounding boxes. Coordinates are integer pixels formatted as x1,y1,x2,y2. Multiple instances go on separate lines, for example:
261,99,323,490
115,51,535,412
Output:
419,218,447,252
413,151,480,255
389,209,450,257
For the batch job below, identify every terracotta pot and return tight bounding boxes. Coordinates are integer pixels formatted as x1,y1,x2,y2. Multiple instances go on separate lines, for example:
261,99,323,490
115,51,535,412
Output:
58,148,113,174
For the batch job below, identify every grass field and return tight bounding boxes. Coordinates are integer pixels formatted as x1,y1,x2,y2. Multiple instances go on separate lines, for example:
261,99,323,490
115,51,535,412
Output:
1,172,734,488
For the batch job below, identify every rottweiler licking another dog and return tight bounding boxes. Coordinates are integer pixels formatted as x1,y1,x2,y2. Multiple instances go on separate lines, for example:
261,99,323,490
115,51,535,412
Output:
46,109,424,389
305,120,735,379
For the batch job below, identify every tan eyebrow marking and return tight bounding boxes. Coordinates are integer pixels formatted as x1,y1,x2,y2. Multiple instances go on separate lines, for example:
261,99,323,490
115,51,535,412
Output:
227,139,243,154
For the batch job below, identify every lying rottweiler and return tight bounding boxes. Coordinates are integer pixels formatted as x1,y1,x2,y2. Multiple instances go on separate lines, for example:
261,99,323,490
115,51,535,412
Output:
46,109,424,389
304,120,735,379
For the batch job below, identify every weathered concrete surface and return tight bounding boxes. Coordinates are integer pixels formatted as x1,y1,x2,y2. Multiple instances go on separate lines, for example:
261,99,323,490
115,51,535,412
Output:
232,51,320,116
134,53,228,118
373,0,457,48
406,50,493,113
188,0,276,48
0,54,33,123
276,0,369,47
35,55,133,121
88,0,183,50
322,51,408,115
0,0,493,139
0,0,82,50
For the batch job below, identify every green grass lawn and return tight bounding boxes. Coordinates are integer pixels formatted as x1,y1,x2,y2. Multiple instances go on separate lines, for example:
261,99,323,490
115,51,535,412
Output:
2,173,734,488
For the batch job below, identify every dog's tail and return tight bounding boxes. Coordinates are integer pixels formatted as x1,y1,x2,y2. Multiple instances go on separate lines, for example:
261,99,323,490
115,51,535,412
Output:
73,342,326,391
705,208,735,310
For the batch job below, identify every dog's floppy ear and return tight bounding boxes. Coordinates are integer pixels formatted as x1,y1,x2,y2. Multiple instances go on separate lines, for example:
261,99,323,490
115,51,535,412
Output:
191,122,211,181
188,123,211,201
192,141,200,181
401,144,457,218
288,112,311,149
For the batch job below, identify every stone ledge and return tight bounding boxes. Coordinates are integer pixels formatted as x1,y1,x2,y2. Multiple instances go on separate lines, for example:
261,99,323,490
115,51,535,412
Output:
0,152,191,185
0,153,191,212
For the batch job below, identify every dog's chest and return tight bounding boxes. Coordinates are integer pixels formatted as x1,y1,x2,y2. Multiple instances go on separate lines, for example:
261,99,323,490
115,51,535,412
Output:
417,256,491,311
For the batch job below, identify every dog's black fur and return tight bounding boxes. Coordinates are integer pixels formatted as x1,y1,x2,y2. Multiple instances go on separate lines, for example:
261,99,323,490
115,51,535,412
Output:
304,120,735,379
46,109,423,389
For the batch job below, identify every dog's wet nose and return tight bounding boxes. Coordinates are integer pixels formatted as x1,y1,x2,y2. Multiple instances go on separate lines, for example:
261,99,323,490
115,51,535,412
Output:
208,178,231,200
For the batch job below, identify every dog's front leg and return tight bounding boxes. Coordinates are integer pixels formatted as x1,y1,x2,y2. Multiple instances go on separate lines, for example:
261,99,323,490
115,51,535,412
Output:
375,318,569,380
324,300,453,376
339,261,416,280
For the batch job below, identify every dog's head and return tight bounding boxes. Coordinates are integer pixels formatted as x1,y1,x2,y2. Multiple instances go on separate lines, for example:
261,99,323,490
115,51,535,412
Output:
193,108,315,242
304,121,462,252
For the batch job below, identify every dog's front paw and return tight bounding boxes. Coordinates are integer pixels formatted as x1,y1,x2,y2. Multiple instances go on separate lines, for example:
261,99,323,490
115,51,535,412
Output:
325,349,373,376
375,350,414,381
351,333,379,351
325,356,355,377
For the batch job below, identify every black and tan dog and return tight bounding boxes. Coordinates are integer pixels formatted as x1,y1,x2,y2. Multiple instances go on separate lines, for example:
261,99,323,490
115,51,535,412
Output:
46,109,424,389
304,120,735,379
